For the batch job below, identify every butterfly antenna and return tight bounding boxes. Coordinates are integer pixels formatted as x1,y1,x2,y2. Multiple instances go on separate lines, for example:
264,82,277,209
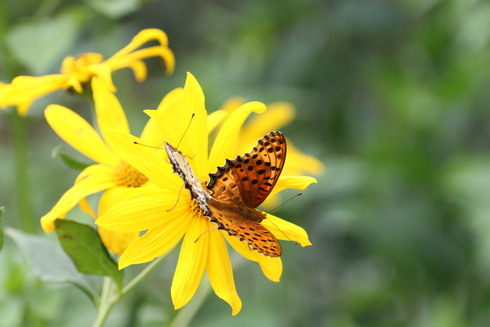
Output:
267,192,303,245
167,183,185,211
133,141,163,149
266,218,297,244
176,113,195,149
269,193,302,212
194,227,219,243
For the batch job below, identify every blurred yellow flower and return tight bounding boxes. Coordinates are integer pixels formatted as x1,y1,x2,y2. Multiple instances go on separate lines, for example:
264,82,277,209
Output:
217,97,325,207
0,28,174,115
96,73,316,315
40,77,165,254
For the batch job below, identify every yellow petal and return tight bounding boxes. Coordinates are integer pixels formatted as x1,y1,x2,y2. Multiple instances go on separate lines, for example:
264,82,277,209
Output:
64,76,84,93
2,75,70,115
144,110,185,148
96,186,187,233
223,233,258,262
219,97,246,113
144,74,208,178
142,88,184,146
284,141,325,176
156,87,183,113
263,213,312,246
90,65,116,92
179,73,208,177
206,231,242,315
256,255,282,282
75,164,110,182
78,198,96,218
119,212,193,269
98,225,138,255
97,187,139,254
103,130,181,190
144,110,175,143
270,175,318,197
171,216,210,310
45,105,119,167
109,47,175,75
106,29,175,75
111,28,170,58
91,77,130,146
9,74,71,96
257,193,281,210
140,88,184,146
41,164,115,233
128,60,147,81
145,77,208,169
208,101,266,172
139,112,163,147
225,234,283,281
240,102,295,147
207,110,228,134
222,229,282,281
231,101,324,177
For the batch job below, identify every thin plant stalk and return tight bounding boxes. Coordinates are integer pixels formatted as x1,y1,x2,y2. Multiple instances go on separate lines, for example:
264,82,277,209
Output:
10,111,35,233
92,250,174,327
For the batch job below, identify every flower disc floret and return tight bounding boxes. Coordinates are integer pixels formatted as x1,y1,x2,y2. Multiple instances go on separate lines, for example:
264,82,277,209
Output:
113,161,149,188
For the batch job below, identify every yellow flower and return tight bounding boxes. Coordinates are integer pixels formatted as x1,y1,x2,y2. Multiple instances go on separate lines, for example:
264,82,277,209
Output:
0,28,174,115
96,73,316,315
217,97,325,207
40,76,165,254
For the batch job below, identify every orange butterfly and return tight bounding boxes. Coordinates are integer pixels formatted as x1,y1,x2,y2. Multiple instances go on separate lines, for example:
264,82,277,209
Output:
165,131,286,257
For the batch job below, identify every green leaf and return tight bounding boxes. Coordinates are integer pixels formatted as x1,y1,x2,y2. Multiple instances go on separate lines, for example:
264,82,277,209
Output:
6,10,82,74
4,227,96,302
52,145,90,170
0,207,4,251
55,219,123,289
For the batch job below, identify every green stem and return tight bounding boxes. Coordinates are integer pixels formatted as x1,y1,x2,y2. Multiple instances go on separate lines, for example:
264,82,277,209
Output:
92,278,114,327
169,279,211,327
10,111,35,232
121,254,166,295
92,252,172,327
167,256,248,327
1,0,33,233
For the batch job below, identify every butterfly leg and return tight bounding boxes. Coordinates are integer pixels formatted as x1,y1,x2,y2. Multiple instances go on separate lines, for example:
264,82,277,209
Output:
167,182,186,211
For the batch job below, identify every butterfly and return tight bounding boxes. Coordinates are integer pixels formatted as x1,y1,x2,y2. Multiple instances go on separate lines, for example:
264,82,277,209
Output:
164,131,286,257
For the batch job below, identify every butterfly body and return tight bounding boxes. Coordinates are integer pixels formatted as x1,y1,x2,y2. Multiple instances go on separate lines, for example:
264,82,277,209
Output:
164,142,210,213
165,131,286,257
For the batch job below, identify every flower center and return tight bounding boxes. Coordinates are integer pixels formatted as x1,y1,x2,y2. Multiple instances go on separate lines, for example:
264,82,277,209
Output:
113,161,148,188
190,199,205,217
60,53,104,82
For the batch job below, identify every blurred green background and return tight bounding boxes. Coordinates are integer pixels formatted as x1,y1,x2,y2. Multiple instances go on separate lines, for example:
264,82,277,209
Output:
2,0,490,326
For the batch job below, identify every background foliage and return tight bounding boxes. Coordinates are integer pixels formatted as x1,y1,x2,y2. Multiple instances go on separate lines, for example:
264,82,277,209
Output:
2,0,490,326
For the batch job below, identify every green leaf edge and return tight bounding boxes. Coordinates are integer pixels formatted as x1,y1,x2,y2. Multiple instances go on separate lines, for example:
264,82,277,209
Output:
54,219,123,289
52,145,90,170
4,227,97,303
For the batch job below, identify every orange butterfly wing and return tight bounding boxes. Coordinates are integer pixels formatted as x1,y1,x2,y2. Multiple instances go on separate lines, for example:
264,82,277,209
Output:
208,131,286,208
204,131,286,257
165,132,287,257
206,205,282,257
